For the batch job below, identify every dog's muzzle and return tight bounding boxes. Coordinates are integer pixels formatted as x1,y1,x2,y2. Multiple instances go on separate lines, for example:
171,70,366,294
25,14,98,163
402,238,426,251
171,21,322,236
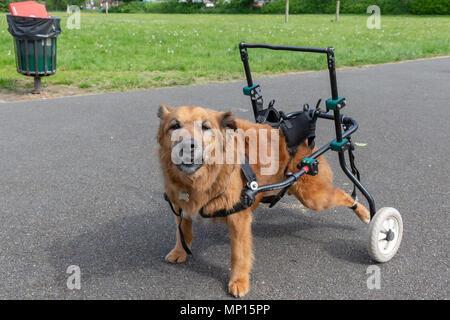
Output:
173,138,203,174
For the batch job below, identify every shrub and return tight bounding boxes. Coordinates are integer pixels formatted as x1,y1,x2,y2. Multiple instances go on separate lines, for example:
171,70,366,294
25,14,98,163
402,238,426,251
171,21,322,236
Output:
262,0,409,15
407,0,450,14
108,0,449,15
0,0,11,12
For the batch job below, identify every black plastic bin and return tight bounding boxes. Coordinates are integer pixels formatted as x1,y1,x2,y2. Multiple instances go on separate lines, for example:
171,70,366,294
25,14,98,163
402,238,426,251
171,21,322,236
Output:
6,14,61,93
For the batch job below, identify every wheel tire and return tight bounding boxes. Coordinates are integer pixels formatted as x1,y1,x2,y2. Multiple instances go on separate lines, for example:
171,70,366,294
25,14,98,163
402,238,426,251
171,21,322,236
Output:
368,207,403,263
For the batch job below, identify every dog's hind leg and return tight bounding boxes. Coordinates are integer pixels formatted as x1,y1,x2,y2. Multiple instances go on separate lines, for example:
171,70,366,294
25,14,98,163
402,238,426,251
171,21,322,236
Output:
287,155,370,224
165,214,193,263
226,209,253,298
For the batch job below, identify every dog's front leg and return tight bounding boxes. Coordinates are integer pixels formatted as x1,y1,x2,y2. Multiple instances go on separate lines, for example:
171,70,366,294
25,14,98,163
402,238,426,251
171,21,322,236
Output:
226,209,253,297
165,214,193,264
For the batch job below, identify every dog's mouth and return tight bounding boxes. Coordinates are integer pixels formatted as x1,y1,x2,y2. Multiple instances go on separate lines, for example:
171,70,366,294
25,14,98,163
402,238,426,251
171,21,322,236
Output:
172,138,204,175
176,162,203,175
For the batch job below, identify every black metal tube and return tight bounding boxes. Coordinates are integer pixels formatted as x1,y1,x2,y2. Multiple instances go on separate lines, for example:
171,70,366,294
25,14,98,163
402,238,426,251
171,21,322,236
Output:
43,39,47,76
240,51,253,86
251,113,358,196
24,39,30,76
327,51,339,100
239,43,259,119
240,42,328,54
338,152,376,218
15,39,21,73
34,40,38,75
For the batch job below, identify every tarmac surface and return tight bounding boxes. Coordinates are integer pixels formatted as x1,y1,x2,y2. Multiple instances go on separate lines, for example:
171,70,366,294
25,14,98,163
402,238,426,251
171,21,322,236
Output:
0,57,448,299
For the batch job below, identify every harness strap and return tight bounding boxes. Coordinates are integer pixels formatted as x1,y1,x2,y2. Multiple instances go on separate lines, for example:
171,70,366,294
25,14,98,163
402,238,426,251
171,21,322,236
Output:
349,199,358,210
163,193,192,255
199,190,254,218
163,156,257,255
241,156,257,188
348,140,361,200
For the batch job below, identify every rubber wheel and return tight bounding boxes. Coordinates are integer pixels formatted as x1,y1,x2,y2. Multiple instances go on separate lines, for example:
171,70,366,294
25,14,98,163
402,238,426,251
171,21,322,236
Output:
368,207,403,263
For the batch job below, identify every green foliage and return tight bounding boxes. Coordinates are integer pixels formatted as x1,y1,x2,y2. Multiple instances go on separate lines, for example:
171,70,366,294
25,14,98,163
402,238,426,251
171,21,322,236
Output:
262,0,409,15
110,0,449,15
407,0,450,14
0,0,11,12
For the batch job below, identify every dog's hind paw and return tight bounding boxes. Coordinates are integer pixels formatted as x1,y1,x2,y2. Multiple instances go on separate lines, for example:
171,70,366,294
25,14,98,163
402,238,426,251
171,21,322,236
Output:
355,205,370,224
228,278,250,298
165,249,188,263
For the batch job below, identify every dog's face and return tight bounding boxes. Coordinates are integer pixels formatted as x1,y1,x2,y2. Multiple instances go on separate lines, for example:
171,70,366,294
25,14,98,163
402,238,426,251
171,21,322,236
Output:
157,105,236,182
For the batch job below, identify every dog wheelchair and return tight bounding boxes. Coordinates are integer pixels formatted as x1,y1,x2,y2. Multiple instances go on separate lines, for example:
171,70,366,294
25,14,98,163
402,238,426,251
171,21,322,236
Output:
236,42,403,263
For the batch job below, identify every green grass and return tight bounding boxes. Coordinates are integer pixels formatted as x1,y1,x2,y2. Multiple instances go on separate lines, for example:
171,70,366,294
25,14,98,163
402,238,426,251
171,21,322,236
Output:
0,13,449,94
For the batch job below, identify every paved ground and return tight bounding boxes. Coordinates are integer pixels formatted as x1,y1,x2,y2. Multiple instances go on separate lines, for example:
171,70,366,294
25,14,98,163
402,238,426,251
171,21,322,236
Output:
0,57,449,299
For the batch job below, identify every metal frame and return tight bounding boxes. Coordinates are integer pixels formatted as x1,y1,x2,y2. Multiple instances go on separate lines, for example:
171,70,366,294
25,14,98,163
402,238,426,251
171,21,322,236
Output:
238,42,376,219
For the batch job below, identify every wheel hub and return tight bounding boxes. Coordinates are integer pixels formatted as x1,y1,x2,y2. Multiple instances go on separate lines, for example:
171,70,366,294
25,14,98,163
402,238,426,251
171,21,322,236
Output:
385,230,395,241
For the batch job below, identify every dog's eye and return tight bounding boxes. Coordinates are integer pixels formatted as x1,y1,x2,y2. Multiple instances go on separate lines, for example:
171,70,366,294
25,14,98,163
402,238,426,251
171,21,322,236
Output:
168,122,181,131
201,124,211,131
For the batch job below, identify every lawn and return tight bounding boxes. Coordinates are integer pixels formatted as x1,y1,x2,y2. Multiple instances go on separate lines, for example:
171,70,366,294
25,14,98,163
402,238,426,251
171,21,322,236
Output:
0,13,449,96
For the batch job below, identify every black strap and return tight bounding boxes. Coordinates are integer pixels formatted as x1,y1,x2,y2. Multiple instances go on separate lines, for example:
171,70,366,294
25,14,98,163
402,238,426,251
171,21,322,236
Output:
241,156,257,187
199,190,254,218
177,219,192,255
349,201,358,210
348,142,361,200
163,157,257,254
163,193,192,255
197,156,256,218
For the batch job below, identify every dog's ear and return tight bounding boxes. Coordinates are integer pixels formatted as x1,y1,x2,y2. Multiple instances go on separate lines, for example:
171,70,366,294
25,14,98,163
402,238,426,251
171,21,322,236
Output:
219,110,237,130
157,104,173,120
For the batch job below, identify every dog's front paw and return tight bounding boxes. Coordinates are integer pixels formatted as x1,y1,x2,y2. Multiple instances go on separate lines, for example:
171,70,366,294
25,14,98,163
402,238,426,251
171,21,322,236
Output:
228,278,250,298
165,249,188,263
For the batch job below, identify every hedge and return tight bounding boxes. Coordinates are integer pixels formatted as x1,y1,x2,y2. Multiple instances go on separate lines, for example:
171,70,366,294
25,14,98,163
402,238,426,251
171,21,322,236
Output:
262,0,411,15
110,0,449,15
407,0,450,14
1,0,449,14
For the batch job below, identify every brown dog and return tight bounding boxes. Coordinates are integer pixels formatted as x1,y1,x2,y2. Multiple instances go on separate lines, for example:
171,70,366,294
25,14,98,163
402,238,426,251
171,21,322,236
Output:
157,104,370,297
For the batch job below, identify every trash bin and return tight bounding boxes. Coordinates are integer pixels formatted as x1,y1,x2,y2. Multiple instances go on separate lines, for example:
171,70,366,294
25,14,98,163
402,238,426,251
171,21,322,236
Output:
6,2,61,94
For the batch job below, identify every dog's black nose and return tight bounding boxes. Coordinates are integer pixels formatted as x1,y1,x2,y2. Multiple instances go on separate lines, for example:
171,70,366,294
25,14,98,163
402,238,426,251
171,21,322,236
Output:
178,138,201,164
174,138,203,174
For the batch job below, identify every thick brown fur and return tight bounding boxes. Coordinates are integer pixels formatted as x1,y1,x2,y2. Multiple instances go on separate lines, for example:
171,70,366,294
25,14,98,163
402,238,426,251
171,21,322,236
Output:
157,105,370,298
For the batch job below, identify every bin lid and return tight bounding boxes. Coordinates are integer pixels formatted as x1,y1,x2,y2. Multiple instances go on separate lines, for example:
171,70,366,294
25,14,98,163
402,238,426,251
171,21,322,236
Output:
9,1,51,18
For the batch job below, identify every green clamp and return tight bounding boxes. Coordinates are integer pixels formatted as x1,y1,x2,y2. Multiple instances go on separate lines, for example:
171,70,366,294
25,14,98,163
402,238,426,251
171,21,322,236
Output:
298,157,319,176
326,97,346,111
330,139,350,152
243,84,260,96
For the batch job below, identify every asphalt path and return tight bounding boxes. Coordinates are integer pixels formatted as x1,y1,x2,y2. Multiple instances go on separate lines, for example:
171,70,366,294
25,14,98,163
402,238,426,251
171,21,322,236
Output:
0,57,448,299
